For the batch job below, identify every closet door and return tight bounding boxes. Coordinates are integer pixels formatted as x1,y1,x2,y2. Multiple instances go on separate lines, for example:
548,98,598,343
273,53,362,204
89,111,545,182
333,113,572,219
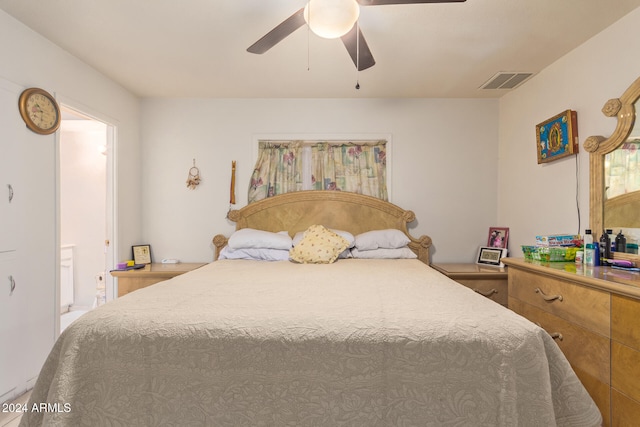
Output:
0,252,25,401
0,84,18,253
0,82,25,402
0,78,56,400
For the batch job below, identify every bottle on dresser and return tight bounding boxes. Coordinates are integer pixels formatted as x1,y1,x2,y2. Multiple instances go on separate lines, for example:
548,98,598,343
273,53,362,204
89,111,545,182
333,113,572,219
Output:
584,243,600,266
584,229,593,245
599,231,611,263
607,229,615,253
616,230,627,253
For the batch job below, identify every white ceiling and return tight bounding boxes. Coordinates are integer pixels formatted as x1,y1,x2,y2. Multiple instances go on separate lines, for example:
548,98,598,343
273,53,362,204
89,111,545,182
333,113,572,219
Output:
2,0,640,99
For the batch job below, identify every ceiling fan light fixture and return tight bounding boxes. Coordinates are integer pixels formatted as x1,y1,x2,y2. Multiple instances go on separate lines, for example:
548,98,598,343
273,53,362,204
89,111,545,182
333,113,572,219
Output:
304,0,360,39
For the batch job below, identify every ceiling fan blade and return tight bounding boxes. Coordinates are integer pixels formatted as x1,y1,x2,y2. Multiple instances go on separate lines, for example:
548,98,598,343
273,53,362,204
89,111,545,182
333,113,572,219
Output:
341,26,375,71
247,8,306,54
357,0,466,5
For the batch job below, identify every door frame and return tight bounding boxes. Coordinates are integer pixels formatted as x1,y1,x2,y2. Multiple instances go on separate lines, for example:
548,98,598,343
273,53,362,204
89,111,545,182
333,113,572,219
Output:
54,100,117,337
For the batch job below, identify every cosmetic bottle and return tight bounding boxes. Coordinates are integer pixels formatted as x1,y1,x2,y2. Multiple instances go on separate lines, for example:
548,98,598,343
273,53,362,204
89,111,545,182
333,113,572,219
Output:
616,230,627,253
593,243,600,266
599,231,611,262
585,244,597,267
607,229,615,252
584,229,593,246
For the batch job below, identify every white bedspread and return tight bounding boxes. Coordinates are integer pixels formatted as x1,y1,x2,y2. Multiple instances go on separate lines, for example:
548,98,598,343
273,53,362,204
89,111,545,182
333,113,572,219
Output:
22,259,601,426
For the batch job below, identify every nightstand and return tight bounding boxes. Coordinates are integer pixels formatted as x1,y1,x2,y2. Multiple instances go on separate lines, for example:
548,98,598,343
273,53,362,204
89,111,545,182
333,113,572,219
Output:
111,263,206,297
431,263,508,306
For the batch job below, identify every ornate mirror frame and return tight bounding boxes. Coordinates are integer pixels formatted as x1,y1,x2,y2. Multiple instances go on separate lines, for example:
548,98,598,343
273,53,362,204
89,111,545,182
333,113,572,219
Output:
584,75,640,263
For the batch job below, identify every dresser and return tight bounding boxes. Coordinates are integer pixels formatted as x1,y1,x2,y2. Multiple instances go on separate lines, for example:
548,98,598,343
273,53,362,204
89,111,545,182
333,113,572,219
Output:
504,257,640,426
111,263,206,297
431,263,508,306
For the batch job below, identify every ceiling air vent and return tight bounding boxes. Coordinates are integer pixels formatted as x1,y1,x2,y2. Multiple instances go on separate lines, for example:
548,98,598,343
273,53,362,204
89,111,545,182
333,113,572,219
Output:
480,72,534,90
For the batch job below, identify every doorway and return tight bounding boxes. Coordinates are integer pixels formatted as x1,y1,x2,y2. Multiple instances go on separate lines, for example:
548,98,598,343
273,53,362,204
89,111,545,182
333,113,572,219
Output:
57,106,115,334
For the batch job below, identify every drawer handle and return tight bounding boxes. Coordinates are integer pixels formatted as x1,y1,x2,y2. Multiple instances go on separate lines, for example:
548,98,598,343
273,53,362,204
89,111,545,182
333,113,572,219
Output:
474,288,498,297
549,332,564,341
534,287,563,302
534,323,564,341
7,184,14,203
9,275,15,295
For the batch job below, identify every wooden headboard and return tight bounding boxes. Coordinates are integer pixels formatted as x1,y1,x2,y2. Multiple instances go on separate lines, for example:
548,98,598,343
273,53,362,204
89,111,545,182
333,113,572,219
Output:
212,190,432,264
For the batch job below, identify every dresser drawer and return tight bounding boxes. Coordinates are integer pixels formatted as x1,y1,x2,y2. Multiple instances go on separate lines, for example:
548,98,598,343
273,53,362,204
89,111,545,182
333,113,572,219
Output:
612,294,640,351
431,263,508,306
509,298,610,385
509,268,610,336
112,263,206,297
456,278,507,306
574,365,611,427
612,340,640,403
612,389,640,427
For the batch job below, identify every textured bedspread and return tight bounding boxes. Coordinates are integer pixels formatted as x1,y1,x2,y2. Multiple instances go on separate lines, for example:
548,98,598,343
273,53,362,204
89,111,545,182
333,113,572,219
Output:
22,259,601,426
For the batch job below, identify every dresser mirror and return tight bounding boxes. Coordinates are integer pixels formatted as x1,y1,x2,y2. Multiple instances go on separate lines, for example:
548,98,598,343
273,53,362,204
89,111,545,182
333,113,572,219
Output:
585,75,640,261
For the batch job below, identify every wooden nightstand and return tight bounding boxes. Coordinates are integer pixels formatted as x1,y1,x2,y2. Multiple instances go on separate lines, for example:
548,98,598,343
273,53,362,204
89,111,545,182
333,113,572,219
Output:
111,263,206,297
431,263,508,306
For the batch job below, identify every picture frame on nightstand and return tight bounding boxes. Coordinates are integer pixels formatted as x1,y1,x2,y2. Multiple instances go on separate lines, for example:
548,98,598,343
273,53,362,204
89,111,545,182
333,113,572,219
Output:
477,246,508,267
487,227,509,249
132,244,152,265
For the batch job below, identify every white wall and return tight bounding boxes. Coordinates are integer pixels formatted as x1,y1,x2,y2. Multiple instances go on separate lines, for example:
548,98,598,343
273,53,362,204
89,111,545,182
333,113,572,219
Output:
498,7,640,254
0,10,142,265
141,98,499,263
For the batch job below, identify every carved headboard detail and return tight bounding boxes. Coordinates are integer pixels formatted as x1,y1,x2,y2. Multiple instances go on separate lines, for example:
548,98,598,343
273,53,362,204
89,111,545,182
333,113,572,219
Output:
213,191,432,264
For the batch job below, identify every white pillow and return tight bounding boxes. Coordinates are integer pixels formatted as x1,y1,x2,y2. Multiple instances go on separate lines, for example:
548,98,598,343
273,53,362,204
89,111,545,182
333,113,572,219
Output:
228,228,292,250
219,246,290,261
293,229,355,248
351,247,417,259
354,229,410,250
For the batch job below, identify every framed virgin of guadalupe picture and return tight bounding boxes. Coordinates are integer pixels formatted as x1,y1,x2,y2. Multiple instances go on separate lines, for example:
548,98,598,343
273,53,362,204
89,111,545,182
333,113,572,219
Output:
536,110,579,164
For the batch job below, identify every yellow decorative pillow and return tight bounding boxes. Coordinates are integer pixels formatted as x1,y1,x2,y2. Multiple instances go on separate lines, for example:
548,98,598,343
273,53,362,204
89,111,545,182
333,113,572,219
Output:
289,225,350,264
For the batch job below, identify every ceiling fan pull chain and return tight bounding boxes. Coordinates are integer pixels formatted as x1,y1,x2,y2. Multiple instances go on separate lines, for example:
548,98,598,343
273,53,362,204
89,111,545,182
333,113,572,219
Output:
355,19,360,90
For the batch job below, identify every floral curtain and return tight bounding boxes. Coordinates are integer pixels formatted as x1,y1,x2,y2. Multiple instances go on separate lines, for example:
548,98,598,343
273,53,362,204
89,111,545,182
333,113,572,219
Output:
248,140,387,203
248,141,303,203
310,141,387,200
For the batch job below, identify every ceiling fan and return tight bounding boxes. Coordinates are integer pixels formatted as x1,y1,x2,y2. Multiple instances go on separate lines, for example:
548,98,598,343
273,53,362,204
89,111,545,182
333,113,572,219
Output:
247,0,467,71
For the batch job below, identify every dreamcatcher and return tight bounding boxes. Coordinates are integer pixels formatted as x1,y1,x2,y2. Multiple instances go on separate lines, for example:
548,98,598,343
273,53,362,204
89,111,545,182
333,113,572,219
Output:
186,159,201,189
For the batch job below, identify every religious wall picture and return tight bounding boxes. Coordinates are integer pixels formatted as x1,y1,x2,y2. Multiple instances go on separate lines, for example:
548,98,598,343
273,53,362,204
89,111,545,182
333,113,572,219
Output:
536,109,579,164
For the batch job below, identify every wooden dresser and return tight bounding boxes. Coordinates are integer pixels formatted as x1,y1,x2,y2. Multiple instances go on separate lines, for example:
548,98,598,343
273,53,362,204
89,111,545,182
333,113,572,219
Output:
431,263,508,306
504,258,640,426
111,263,206,297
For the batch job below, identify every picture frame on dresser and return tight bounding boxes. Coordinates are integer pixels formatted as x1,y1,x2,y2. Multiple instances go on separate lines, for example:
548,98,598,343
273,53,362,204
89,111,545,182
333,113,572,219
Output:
487,227,509,249
132,244,152,265
477,246,508,267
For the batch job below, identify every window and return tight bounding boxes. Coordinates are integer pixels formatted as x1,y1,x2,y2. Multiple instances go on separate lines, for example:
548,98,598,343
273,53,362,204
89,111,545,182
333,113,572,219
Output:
248,140,388,203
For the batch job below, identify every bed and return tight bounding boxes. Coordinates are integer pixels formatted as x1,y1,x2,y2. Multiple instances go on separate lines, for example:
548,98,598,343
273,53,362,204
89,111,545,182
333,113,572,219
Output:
21,191,601,426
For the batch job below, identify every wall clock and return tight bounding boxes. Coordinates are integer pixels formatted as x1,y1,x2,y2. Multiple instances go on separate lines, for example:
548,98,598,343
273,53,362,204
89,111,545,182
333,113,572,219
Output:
18,87,61,135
